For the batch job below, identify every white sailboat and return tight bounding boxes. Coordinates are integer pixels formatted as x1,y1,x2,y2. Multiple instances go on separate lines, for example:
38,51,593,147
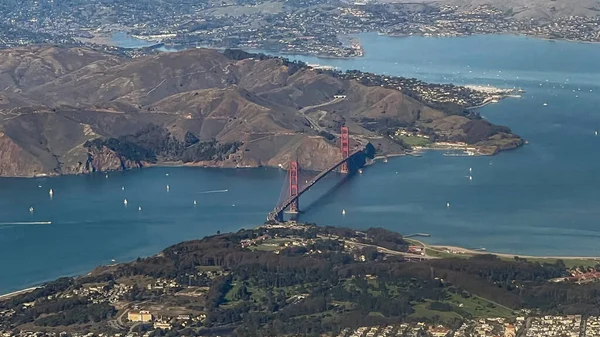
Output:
29,206,34,213
342,209,346,215
469,175,473,181
166,185,170,192
123,199,128,206
49,189,54,197
446,202,450,208
193,200,197,205
138,206,142,211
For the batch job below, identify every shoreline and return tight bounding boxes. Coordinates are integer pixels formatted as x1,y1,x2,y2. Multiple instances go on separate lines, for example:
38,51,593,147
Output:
4,232,600,300
0,286,39,301
407,237,600,263
1,139,517,179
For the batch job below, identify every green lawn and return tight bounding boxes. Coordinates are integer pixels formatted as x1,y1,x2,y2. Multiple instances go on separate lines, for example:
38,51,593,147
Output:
501,256,600,269
409,292,514,322
396,135,432,147
444,293,515,318
409,302,462,322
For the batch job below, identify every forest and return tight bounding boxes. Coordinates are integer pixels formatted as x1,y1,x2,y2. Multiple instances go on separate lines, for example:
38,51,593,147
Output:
2,225,600,336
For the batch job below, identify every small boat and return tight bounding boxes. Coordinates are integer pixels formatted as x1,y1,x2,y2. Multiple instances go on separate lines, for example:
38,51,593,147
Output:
111,259,116,263
121,186,125,191
469,176,473,181
342,209,346,215
358,169,363,174
446,202,450,208
166,185,170,192
383,157,388,163
123,199,128,206
543,103,548,106
595,131,598,136
105,174,109,178
469,167,472,173
165,173,169,177
193,200,197,205
49,189,54,197
138,206,142,211
29,206,34,213
232,204,236,207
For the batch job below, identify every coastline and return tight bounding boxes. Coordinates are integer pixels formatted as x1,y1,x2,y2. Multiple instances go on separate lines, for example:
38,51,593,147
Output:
4,230,600,301
250,32,600,60
0,139,519,179
407,237,600,266
0,286,39,301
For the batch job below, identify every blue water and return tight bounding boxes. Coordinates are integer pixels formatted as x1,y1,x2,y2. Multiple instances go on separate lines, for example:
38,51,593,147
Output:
3,34,600,293
109,32,180,52
109,32,157,49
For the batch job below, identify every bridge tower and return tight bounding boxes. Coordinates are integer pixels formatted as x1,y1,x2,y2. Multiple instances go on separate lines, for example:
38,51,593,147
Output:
288,160,299,213
340,126,350,174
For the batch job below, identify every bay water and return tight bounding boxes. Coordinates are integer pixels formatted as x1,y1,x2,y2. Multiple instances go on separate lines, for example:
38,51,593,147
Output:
2,34,600,293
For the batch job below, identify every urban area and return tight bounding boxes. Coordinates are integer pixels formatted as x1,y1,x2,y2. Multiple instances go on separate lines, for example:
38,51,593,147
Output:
1,0,600,58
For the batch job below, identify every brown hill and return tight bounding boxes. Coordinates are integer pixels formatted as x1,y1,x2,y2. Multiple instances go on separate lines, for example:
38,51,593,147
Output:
0,46,522,177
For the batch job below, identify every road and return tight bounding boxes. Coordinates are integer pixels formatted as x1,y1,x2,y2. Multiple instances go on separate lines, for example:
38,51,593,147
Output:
337,238,434,260
408,238,600,263
298,96,345,132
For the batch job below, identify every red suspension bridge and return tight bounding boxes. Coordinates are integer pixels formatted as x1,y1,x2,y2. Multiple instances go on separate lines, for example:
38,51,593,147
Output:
267,126,366,222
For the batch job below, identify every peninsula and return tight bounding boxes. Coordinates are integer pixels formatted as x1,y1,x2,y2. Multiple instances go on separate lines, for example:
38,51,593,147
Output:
0,47,522,178
2,223,600,337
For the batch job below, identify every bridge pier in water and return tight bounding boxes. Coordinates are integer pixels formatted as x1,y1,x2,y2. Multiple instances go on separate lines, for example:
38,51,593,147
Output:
267,126,365,222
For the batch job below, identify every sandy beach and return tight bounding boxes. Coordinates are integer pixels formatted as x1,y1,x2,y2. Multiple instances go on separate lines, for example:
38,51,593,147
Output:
0,286,39,301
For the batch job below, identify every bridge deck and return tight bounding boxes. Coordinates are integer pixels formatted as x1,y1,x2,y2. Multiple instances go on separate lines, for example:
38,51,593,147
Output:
267,148,363,222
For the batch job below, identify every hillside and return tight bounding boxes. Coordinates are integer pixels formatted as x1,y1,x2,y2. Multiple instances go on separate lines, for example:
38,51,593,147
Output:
1,224,598,336
0,46,523,177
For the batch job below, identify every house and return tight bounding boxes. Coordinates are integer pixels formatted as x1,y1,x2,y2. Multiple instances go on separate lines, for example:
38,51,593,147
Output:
429,325,451,337
128,310,152,322
153,321,171,330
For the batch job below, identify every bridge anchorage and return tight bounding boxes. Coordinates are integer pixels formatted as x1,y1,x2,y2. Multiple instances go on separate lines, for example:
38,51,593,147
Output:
267,126,366,223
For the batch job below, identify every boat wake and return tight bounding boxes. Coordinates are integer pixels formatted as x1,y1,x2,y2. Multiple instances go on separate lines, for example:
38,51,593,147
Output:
198,189,229,194
0,221,52,226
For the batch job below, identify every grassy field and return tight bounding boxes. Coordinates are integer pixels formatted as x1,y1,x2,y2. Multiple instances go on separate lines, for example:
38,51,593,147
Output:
251,238,292,251
396,135,432,147
409,302,462,322
445,293,515,318
409,293,514,322
507,256,600,269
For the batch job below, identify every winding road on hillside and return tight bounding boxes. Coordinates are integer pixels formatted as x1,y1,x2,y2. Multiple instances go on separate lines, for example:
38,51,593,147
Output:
298,96,345,132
